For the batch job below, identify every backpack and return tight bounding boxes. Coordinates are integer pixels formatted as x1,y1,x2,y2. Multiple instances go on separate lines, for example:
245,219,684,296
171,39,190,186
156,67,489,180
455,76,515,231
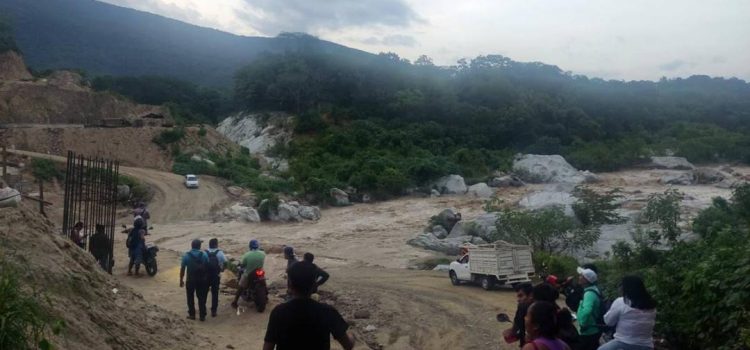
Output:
188,252,208,284
206,250,222,276
126,229,137,249
590,289,613,332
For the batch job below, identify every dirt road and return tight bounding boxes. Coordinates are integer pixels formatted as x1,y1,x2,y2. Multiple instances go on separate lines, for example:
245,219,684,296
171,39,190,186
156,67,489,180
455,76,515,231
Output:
7,149,229,223
13,148,526,349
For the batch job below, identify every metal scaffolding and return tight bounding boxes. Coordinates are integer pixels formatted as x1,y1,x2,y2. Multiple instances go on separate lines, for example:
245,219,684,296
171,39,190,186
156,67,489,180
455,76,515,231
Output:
62,151,119,273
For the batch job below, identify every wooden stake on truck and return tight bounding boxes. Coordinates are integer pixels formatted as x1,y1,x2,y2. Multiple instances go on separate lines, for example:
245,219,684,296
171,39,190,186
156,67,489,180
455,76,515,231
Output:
449,241,535,290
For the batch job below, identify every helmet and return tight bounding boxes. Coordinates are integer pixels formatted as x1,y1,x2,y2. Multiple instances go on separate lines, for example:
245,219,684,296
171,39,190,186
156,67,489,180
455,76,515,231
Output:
249,239,260,250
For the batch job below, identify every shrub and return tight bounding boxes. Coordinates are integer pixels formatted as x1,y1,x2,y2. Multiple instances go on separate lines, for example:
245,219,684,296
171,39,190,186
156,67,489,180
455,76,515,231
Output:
643,188,683,243
572,186,624,227
152,127,185,149
117,175,154,205
494,207,598,254
257,193,280,221
30,158,62,181
197,127,207,137
0,262,62,350
532,251,579,280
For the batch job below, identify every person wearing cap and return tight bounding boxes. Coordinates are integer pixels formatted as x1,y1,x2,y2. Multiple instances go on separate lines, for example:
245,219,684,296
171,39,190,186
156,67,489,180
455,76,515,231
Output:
576,266,602,350
232,239,265,309
180,239,210,321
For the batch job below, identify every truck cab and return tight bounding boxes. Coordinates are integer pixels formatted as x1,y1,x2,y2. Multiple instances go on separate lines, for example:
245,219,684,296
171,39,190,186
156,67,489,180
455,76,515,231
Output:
449,242,535,290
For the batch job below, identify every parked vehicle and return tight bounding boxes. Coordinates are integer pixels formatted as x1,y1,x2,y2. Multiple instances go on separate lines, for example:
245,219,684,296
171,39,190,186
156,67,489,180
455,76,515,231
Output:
237,267,269,312
143,242,159,276
449,241,534,290
184,174,199,188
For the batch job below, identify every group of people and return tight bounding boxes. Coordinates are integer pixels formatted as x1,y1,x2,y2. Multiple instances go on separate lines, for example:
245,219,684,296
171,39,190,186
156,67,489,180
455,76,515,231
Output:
179,238,226,320
507,265,657,350
177,238,345,348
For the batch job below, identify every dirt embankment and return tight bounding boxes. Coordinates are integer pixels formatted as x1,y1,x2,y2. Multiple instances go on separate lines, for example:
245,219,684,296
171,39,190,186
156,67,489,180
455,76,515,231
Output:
0,203,212,350
2,126,238,172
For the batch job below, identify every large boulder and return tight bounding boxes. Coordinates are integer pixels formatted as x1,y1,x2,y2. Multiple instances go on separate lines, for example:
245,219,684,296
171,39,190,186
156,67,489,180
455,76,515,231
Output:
275,203,302,222
467,183,494,198
431,225,449,239
433,208,461,232
647,156,695,170
693,168,726,184
0,187,21,208
518,188,576,216
489,175,525,188
298,205,322,221
512,154,584,184
434,175,467,195
659,172,695,185
407,233,475,255
330,188,350,206
222,204,260,223
448,213,499,241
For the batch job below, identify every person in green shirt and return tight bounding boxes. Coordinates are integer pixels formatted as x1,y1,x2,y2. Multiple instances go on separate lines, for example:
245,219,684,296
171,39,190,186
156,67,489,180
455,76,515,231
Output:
232,239,265,308
576,266,602,350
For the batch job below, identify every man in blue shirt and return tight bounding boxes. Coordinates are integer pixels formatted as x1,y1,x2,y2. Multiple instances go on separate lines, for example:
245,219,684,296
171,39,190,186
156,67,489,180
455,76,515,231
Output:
180,239,209,321
206,238,227,317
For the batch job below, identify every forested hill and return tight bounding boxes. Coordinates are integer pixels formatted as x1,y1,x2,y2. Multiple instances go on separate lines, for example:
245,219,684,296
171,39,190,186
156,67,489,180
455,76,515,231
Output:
0,0,370,87
232,52,750,200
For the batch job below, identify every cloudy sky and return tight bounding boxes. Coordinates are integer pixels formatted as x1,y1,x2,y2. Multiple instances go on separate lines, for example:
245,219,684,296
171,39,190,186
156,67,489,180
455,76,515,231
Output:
99,0,750,81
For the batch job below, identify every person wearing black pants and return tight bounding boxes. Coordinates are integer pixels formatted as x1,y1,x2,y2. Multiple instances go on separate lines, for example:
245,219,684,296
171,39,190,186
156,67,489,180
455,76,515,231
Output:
206,238,227,317
180,239,210,321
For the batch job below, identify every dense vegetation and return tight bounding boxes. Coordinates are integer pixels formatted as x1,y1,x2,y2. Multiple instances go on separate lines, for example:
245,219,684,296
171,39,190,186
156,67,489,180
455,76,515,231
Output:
519,186,750,350
235,51,750,201
0,0,368,86
0,16,17,53
91,76,231,124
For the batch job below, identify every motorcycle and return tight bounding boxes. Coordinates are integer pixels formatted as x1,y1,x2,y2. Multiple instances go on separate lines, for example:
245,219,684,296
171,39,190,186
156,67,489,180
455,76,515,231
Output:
143,242,159,276
237,267,269,312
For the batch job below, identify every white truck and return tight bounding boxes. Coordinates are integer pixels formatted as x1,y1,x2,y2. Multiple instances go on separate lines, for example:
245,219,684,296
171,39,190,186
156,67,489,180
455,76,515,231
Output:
449,241,535,290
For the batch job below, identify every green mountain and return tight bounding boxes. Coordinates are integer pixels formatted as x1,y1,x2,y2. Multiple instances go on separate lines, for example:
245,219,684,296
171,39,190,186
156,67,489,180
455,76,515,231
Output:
0,0,370,87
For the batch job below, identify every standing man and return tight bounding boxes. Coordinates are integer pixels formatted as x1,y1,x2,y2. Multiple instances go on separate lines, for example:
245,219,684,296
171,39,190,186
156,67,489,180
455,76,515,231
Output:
232,239,265,309
263,261,354,350
180,239,209,321
206,238,227,317
576,266,603,350
302,252,330,293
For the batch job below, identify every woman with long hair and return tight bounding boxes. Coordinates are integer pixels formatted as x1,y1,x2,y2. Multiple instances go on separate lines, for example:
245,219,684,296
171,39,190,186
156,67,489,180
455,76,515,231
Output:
522,301,572,350
598,275,657,350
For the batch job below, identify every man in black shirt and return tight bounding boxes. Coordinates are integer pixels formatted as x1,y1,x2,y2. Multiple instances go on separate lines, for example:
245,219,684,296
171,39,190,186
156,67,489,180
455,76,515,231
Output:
263,261,354,350
504,282,533,346
303,252,330,293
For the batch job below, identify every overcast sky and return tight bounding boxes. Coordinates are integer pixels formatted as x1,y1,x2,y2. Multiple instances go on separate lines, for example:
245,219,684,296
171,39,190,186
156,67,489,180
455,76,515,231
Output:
99,0,750,81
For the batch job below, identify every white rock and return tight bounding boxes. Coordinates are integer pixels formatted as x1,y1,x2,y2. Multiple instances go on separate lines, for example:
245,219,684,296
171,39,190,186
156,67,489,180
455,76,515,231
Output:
223,204,260,223
0,187,21,208
518,187,576,216
648,156,695,170
467,183,494,198
513,154,580,183
275,203,302,222
330,188,350,206
434,175,467,194
298,206,321,221
659,172,694,185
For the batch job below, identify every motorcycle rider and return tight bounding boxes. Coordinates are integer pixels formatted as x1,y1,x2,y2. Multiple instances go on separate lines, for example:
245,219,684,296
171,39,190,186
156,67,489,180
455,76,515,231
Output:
231,239,265,309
